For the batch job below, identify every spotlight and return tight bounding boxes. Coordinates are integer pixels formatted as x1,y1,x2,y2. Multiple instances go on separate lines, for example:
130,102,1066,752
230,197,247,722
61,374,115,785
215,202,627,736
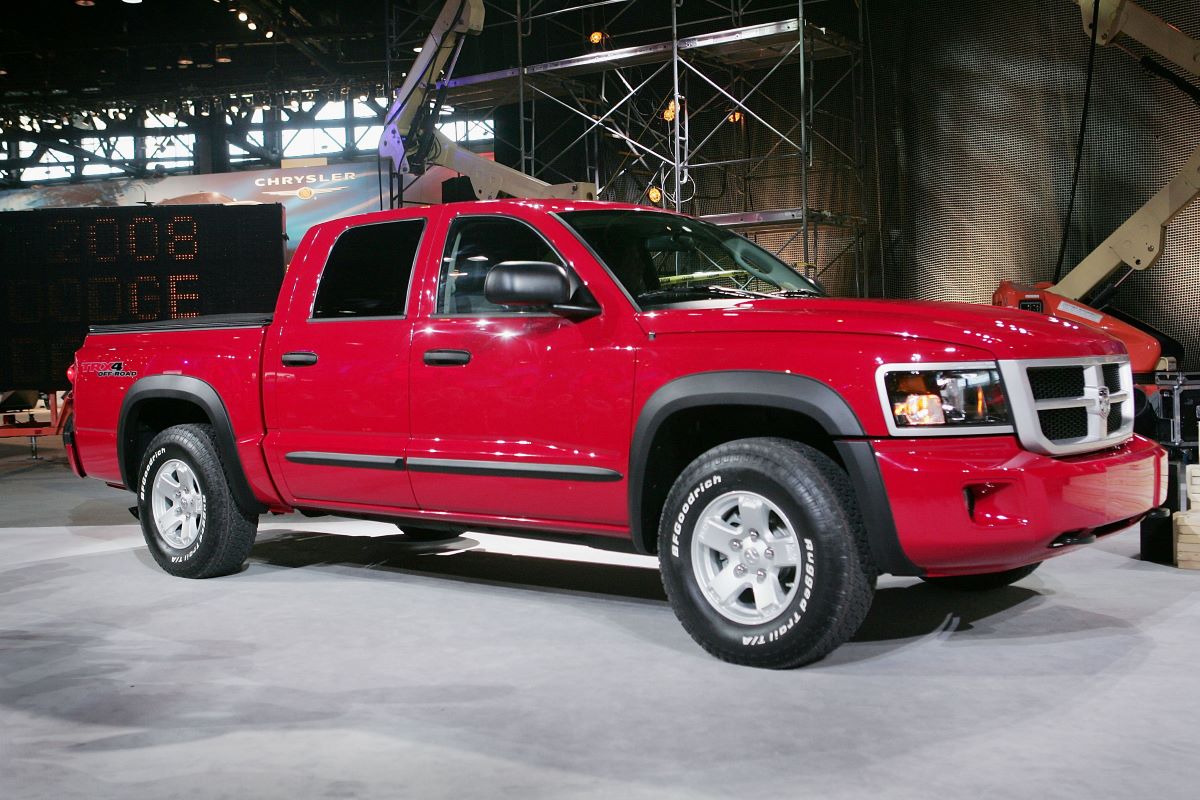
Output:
247,22,257,30
589,31,604,45
662,100,676,123
647,186,662,204
238,11,248,21
727,110,744,123
413,46,423,53
265,30,274,39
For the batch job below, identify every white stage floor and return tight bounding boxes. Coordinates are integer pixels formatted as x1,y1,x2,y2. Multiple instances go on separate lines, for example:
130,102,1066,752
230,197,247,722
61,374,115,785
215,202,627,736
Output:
3,438,1199,799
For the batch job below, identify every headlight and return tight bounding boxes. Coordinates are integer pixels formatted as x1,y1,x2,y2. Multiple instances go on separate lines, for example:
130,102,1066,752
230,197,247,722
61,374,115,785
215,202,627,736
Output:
879,364,1011,433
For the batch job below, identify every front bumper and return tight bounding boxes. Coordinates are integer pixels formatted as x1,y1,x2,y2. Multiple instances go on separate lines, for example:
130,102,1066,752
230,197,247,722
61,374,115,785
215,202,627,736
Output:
872,433,1165,576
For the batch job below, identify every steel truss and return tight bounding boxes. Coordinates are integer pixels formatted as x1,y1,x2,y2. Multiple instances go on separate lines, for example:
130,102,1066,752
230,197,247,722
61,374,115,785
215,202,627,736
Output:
0,93,477,186
428,0,872,296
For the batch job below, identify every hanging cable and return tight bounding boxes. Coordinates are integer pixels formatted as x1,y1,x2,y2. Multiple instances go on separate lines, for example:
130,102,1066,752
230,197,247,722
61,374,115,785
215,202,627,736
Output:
1052,0,1102,284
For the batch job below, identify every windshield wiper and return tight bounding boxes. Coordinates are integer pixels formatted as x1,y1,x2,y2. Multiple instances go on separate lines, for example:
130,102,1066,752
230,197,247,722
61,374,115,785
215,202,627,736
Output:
638,285,774,302
770,289,823,298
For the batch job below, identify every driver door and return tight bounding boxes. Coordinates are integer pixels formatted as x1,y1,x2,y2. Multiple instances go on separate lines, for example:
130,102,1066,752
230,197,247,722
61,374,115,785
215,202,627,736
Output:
406,208,635,526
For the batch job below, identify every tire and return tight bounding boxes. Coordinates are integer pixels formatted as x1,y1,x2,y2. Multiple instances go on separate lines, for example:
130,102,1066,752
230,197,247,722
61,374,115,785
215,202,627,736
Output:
658,437,876,669
136,423,259,579
920,562,1040,591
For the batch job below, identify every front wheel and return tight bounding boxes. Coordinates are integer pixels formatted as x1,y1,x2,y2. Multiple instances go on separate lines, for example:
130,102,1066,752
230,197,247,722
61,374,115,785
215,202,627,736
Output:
137,423,258,578
658,437,875,669
920,562,1041,591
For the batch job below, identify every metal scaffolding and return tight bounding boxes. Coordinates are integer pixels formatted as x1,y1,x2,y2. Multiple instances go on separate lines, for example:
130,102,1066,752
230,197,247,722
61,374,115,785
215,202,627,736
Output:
426,0,872,296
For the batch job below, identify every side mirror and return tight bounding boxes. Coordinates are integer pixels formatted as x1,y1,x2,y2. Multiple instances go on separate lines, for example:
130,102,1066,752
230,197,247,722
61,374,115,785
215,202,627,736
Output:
484,261,599,318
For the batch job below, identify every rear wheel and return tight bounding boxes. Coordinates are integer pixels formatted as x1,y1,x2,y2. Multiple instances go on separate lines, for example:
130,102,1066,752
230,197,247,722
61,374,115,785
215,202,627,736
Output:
658,437,875,669
920,562,1041,591
137,423,258,578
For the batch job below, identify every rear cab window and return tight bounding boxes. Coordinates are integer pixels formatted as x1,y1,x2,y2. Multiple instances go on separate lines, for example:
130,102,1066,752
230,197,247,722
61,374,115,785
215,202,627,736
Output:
312,219,425,319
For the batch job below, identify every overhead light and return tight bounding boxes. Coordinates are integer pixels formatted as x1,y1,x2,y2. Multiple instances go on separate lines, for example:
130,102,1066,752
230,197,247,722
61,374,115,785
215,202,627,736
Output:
264,30,274,39
647,186,663,204
75,1,96,6
238,11,248,21
247,22,257,30
413,46,422,53
215,47,232,63
122,0,143,4
177,54,194,66
589,31,604,45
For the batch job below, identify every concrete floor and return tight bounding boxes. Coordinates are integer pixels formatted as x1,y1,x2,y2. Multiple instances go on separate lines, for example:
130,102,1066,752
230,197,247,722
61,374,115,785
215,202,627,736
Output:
2,436,1199,799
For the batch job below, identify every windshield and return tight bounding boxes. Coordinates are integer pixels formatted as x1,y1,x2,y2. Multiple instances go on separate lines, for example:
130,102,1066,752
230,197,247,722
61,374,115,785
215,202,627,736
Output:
557,209,823,308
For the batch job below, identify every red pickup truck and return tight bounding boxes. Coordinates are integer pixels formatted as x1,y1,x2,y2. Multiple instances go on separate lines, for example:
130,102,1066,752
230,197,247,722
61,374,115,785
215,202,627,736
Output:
66,199,1167,668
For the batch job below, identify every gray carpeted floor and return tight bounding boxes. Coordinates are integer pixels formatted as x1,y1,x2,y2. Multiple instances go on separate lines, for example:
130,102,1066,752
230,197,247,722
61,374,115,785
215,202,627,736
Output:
2,437,1198,799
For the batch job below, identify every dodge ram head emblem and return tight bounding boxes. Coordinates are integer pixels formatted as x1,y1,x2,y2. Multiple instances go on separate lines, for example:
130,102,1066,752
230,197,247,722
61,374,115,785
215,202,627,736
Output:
1093,386,1111,418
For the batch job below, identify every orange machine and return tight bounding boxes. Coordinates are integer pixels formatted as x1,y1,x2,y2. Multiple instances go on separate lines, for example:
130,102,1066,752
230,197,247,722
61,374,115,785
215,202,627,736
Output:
994,0,1200,377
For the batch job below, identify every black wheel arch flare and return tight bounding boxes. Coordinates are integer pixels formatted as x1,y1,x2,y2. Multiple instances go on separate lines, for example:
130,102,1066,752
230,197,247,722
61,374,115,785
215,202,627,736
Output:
628,370,920,576
118,375,268,515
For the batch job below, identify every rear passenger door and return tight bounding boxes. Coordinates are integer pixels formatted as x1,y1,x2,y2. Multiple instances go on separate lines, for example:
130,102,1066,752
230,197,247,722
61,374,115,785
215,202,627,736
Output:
264,216,431,510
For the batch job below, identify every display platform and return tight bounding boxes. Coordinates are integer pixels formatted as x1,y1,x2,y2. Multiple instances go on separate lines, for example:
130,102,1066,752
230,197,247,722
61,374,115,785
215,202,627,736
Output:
2,439,1199,799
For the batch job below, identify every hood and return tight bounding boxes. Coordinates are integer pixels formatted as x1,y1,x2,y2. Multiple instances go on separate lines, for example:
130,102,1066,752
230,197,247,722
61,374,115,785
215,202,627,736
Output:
637,298,1125,360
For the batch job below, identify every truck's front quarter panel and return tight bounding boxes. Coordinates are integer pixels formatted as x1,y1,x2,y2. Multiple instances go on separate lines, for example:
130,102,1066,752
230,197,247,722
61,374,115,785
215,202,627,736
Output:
633,323,1166,576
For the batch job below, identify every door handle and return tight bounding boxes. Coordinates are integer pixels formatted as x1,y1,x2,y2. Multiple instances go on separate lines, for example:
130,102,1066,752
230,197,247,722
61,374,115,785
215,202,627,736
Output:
423,349,471,366
282,351,319,367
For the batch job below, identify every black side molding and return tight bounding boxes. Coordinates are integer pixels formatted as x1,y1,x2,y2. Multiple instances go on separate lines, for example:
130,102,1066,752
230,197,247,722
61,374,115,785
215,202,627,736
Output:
407,456,621,482
286,451,404,470
118,375,267,515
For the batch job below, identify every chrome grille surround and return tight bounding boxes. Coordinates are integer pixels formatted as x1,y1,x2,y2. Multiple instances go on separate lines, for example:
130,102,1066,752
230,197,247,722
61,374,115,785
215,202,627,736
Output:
997,355,1134,456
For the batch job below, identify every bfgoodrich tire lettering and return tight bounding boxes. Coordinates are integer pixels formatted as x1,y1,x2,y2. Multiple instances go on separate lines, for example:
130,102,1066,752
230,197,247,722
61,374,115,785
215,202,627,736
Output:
659,437,875,668
137,423,258,579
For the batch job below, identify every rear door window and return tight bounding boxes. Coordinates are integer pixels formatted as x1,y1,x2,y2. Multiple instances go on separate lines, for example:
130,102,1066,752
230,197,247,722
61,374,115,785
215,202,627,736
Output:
312,219,425,318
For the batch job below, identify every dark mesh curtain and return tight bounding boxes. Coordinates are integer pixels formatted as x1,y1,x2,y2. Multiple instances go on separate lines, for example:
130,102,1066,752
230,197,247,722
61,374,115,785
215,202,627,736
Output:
869,0,1200,364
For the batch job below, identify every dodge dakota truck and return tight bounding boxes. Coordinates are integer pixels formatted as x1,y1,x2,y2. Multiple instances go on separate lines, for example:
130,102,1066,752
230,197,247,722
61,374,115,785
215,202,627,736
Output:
66,199,1168,668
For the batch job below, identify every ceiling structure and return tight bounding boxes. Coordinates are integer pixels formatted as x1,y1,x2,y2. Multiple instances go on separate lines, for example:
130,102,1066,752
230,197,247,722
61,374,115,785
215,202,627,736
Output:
0,0,434,114
0,1,856,116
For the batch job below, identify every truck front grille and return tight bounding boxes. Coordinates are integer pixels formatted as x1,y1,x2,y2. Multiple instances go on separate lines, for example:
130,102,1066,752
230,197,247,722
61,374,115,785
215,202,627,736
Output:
998,355,1134,456
1028,366,1085,400
1038,407,1088,440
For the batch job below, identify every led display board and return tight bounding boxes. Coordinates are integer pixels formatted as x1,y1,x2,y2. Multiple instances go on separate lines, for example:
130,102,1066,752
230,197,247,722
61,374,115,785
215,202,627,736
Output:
0,204,285,390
